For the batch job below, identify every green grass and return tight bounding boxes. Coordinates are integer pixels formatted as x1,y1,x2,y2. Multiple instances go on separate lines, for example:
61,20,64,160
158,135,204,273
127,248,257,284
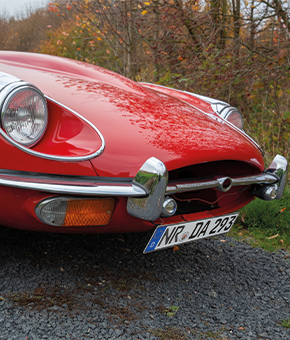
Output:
149,326,190,339
148,326,227,339
163,306,180,317
229,185,290,252
281,319,290,328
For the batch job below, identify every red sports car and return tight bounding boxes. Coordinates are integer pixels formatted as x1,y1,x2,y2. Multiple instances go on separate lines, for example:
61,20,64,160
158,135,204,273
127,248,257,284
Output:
0,51,287,253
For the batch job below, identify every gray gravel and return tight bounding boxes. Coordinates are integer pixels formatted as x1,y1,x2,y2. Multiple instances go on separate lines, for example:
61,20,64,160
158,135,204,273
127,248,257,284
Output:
0,226,289,340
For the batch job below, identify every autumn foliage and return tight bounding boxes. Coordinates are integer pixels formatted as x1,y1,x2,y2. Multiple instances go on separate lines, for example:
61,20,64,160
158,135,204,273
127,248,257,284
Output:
1,0,290,160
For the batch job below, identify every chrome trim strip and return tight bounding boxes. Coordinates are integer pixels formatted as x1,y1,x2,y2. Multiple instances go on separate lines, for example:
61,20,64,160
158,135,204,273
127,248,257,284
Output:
0,72,105,161
0,170,147,197
0,72,20,89
43,96,105,161
165,173,278,195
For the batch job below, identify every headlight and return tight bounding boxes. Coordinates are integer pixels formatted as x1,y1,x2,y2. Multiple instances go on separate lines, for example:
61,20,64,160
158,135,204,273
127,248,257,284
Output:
210,102,243,130
220,107,243,130
185,92,244,130
1,85,48,146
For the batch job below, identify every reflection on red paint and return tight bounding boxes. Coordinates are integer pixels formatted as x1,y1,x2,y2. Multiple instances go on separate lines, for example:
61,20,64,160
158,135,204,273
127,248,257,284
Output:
0,51,264,177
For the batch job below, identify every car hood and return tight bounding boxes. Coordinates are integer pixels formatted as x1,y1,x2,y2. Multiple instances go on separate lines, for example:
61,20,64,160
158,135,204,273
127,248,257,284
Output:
0,52,264,177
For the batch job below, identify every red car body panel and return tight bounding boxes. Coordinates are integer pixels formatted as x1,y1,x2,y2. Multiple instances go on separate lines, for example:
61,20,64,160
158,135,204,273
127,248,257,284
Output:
0,51,264,177
0,51,273,235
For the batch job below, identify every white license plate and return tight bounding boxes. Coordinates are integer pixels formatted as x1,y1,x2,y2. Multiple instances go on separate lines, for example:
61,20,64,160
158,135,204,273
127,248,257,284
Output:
144,213,239,253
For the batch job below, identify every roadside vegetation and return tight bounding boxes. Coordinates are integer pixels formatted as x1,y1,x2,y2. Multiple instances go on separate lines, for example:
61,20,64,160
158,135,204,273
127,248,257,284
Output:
229,185,290,252
281,319,290,328
1,0,289,161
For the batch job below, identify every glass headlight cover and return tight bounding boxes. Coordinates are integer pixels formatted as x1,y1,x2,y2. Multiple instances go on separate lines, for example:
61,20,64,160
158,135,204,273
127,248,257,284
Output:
211,103,243,130
225,110,243,130
1,86,48,146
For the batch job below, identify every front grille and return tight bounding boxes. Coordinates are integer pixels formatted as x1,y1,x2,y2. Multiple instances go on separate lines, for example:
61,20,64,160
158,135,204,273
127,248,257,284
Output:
168,160,260,215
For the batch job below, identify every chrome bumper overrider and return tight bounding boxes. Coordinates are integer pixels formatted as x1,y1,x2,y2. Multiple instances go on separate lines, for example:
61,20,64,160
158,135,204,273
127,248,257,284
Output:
0,155,287,221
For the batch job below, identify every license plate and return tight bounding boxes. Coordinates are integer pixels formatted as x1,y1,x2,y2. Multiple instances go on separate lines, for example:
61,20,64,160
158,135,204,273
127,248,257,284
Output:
144,213,239,254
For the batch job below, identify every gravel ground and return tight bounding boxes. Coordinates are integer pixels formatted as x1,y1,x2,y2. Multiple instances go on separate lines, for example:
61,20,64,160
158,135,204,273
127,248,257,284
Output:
0,226,289,340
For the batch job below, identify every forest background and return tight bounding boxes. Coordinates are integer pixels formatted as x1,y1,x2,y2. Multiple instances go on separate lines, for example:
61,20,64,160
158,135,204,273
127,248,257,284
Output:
0,0,290,163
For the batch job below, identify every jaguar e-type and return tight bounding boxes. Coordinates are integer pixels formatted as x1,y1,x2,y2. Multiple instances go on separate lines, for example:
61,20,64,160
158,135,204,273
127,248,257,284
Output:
0,51,287,253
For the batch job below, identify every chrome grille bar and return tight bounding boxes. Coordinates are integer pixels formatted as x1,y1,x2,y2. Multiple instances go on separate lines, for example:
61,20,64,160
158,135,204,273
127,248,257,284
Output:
166,173,278,194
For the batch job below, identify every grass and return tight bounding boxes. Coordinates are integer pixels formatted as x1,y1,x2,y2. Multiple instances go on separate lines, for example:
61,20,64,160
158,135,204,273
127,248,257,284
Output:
281,319,290,328
149,326,193,339
148,326,228,339
4,285,77,310
229,185,290,252
163,305,179,317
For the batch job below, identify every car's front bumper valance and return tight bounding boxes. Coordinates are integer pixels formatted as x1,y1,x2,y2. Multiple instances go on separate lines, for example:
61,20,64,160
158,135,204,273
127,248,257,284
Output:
0,155,287,221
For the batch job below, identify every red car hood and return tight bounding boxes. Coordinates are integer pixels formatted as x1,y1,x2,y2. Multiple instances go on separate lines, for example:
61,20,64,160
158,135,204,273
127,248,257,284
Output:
0,52,264,177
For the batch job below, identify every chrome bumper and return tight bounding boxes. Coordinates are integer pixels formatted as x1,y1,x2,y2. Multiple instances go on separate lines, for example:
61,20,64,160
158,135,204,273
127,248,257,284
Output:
0,155,287,221
127,155,288,220
0,170,148,197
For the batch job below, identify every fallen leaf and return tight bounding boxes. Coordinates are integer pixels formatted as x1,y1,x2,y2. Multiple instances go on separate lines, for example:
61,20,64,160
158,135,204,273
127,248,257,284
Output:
267,234,279,239
238,327,245,330
280,239,284,245
220,239,227,242
173,246,180,252
278,49,287,58
33,287,46,296
279,207,286,213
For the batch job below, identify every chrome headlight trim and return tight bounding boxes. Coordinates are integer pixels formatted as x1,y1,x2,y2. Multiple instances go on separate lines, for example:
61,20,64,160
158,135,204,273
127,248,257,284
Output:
0,72,105,162
0,82,48,146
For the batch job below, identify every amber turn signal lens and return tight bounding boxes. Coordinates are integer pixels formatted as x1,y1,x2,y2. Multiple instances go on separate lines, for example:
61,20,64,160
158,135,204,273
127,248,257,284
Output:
36,197,115,227
63,198,115,226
